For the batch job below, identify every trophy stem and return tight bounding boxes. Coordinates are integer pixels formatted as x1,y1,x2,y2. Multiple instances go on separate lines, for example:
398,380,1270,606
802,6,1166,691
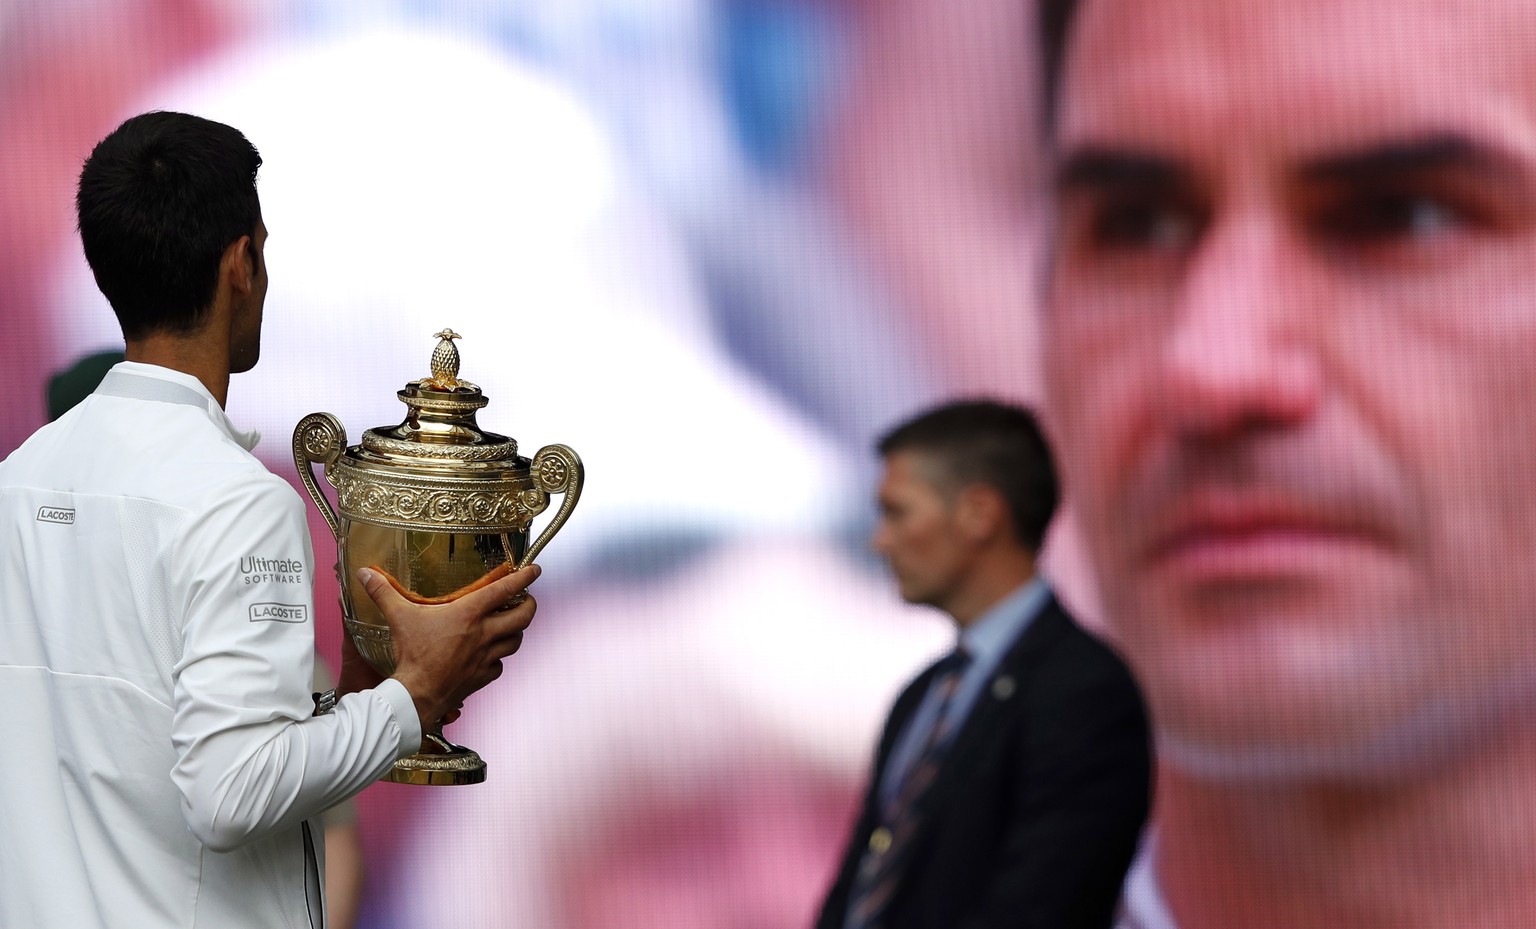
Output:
384,720,487,786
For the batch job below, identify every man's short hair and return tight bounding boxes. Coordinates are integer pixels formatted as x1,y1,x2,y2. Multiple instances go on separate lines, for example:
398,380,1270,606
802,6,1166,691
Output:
76,111,263,340
877,400,1060,551
1037,0,1081,131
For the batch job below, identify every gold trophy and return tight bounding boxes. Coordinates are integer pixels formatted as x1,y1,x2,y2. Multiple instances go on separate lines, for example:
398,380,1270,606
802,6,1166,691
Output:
293,329,582,785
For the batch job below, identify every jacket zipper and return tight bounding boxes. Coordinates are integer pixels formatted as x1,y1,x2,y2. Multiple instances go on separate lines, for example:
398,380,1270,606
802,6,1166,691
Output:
302,819,324,929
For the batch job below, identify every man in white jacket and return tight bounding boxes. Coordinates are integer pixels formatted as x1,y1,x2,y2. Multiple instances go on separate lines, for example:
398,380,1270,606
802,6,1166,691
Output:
0,110,538,928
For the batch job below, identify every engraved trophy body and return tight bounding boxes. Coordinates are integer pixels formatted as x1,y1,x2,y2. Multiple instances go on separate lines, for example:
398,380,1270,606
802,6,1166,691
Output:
293,330,582,785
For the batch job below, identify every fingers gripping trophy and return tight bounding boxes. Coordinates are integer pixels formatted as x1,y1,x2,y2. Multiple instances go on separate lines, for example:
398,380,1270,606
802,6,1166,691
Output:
294,330,583,785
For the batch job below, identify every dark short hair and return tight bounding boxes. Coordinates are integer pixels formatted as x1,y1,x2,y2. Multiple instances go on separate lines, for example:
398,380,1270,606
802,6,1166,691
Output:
1037,0,1080,132
76,111,263,340
877,400,1060,550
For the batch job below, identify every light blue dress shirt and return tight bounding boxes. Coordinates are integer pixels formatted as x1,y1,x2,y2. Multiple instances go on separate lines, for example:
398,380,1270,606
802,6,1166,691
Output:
876,577,1051,807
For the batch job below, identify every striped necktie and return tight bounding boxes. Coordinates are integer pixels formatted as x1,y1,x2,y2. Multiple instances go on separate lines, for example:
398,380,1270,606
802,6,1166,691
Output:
846,647,973,929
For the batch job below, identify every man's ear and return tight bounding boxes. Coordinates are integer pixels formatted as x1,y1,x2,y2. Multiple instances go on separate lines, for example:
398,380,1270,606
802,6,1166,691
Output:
221,234,255,294
955,483,1007,543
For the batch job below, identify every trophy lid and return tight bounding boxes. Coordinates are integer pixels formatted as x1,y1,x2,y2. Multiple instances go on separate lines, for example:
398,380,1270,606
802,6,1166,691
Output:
356,329,523,470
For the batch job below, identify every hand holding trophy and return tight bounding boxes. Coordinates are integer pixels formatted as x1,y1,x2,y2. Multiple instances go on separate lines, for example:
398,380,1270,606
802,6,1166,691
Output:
294,330,583,785
352,561,539,730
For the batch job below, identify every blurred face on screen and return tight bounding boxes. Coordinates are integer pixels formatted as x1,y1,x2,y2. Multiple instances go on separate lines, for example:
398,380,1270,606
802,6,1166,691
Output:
1043,0,1536,779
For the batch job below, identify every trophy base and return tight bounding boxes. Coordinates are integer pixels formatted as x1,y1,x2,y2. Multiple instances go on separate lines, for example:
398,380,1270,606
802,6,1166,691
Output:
385,732,487,786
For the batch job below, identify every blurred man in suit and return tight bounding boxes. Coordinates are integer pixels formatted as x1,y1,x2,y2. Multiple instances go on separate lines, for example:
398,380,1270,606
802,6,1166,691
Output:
817,399,1151,929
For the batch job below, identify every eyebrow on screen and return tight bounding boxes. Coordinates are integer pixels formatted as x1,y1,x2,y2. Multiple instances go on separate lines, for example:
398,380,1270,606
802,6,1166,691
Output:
1297,133,1526,186
1053,147,1193,195
1054,134,1528,192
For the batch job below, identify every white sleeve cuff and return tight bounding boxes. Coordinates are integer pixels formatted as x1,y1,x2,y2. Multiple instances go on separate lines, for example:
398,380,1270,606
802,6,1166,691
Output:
371,677,424,759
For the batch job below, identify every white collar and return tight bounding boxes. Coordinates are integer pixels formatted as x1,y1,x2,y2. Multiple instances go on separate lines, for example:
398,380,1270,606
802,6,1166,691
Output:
97,361,261,451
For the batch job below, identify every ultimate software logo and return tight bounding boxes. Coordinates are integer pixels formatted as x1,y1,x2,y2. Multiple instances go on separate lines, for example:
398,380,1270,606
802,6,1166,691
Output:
240,555,305,586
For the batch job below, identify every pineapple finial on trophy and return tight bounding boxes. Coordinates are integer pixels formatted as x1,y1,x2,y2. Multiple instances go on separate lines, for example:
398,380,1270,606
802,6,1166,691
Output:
428,328,463,390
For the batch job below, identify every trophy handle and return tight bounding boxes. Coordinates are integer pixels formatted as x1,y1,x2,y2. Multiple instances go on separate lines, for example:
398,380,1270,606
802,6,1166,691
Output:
518,444,584,569
292,412,348,542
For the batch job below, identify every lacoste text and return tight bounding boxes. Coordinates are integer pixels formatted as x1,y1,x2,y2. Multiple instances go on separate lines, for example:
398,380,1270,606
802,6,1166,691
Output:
249,603,308,623
37,507,75,525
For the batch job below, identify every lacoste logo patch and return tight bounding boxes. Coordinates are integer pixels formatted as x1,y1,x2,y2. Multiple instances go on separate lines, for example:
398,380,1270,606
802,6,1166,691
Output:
36,507,75,525
249,602,308,623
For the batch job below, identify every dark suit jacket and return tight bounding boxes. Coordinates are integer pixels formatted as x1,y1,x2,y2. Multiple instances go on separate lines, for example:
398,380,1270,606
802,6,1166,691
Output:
816,593,1152,929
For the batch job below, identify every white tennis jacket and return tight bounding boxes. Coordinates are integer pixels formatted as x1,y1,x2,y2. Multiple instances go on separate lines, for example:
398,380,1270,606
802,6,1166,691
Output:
0,362,421,928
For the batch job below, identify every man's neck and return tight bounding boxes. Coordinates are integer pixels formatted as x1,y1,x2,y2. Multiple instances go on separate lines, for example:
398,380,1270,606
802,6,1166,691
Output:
1155,728,1536,929
125,335,232,408
946,550,1037,628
